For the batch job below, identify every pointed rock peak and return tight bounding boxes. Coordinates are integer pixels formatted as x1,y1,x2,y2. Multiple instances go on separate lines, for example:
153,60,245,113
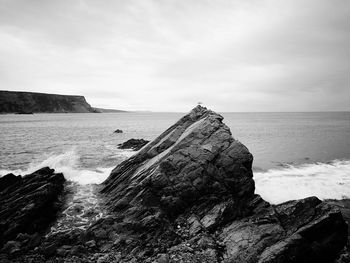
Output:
102,106,254,217
186,105,222,121
190,104,207,114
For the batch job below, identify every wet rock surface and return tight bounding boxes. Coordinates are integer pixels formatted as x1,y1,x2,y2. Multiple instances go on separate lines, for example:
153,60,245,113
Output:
0,167,65,258
117,138,150,151
1,106,348,262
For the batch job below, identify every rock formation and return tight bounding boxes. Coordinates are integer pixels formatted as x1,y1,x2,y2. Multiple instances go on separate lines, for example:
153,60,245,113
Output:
117,138,150,151
0,167,65,258
0,90,97,113
1,106,347,262
327,199,350,262
98,105,348,262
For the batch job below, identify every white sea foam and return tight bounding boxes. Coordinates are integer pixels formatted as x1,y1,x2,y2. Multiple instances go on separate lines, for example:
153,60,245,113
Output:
255,159,350,204
2,151,350,202
0,149,133,185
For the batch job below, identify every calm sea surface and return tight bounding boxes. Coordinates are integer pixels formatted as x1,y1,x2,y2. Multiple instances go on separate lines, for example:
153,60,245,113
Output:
1,111,350,203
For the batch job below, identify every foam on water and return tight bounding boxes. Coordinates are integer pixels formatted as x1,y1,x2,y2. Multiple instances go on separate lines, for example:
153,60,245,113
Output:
1,150,350,205
0,149,135,234
0,149,134,184
255,159,350,204
48,182,109,235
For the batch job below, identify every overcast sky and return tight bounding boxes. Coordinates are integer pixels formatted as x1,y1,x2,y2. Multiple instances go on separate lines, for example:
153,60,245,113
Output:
0,0,349,111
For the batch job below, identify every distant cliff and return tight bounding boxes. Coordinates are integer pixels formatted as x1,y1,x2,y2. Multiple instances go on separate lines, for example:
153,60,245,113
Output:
0,90,98,113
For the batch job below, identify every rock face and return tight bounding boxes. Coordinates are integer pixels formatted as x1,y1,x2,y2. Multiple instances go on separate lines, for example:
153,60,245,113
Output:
103,105,255,216
0,90,97,113
0,167,65,256
99,105,347,262
327,199,350,262
117,138,150,151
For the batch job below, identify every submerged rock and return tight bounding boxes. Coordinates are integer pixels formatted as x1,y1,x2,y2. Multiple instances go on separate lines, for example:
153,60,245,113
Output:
98,105,348,262
0,167,65,255
117,138,150,151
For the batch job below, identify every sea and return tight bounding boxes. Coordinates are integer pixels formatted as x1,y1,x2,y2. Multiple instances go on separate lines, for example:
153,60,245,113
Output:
1,111,350,204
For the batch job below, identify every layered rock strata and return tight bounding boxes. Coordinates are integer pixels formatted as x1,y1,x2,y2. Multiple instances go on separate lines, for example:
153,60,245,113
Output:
98,106,347,263
0,167,65,258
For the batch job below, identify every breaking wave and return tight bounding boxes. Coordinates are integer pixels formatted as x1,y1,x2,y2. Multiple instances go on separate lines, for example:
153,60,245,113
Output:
255,159,350,204
2,151,350,203
0,149,134,185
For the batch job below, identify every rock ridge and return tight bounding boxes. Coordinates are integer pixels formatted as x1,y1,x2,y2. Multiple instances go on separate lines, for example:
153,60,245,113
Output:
102,105,255,218
97,105,347,262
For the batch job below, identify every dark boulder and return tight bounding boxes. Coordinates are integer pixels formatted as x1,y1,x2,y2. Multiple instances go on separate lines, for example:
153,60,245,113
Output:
0,167,65,254
114,129,123,133
117,138,150,151
0,173,21,192
97,105,348,262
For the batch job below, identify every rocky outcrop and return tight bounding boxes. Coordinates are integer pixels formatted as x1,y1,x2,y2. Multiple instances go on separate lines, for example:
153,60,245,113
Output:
102,105,255,216
117,138,150,151
0,167,65,257
0,90,97,113
2,106,347,262
96,106,347,262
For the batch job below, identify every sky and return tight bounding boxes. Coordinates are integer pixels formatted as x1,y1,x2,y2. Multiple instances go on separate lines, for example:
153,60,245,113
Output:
0,0,350,112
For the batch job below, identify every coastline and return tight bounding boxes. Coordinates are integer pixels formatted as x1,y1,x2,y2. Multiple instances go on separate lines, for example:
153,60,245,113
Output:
0,106,348,262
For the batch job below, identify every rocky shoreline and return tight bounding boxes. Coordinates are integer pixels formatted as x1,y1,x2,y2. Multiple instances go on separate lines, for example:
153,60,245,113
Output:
0,167,65,259
0,106,348,262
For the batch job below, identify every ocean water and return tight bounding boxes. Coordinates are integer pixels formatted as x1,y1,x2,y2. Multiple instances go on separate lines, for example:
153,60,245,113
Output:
1,111,350,204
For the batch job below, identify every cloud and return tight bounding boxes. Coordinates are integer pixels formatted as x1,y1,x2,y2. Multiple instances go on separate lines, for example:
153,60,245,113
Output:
0,0,349,111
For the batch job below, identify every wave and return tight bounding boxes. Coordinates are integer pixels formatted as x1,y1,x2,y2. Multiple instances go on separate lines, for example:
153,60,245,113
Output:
0,149,134,185
2,151,350,203
255,159,350,204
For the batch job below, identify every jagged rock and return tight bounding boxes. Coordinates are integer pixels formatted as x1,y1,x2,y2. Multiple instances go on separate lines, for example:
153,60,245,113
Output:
327,199,350,262
97,105,347,262
0,173,21,192
118,138,150,151
0,167,65,254
103,105,254,216
219,197,346,263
